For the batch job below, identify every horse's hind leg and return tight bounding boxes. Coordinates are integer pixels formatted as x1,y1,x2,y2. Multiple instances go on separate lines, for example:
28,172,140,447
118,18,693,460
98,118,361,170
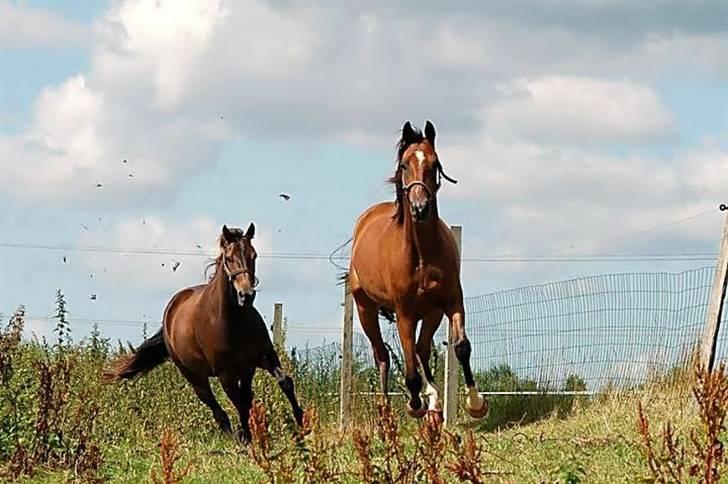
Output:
446,304,488,419
220,369,255,443
260,350,304,426
180,368,232,434
354,292,390,397
417,310,444,419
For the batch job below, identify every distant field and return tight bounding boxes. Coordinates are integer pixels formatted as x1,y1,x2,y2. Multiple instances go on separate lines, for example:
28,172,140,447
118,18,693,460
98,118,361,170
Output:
1,299,726,483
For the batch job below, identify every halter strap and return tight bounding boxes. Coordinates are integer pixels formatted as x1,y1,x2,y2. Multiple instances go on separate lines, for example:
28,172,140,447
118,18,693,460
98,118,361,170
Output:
402,180,433,197
222,252,259,287
401,165,457,197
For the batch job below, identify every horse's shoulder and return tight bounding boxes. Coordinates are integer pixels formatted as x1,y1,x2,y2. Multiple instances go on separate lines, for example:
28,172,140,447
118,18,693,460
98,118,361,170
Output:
356,202,395,224
352,202,396,238
165,285,204,314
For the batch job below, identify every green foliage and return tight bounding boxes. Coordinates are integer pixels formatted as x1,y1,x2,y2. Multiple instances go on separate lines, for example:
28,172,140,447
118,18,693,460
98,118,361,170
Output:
473,364,585,431
0,293,716,483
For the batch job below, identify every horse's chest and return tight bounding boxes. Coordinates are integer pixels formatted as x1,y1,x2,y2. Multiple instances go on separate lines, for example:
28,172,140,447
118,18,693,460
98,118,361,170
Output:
412,266,445,299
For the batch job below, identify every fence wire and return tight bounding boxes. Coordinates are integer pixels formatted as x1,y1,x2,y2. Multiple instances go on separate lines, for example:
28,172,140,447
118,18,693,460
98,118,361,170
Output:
466,267,716,391
293,267,725,394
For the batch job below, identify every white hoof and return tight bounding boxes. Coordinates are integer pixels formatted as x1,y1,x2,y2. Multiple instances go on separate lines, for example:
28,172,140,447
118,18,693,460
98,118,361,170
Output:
465,387,488,419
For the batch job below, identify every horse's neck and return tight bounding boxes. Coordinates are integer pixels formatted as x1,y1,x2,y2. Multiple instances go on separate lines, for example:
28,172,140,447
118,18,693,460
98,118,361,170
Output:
403,210,441,269
209,267,236,318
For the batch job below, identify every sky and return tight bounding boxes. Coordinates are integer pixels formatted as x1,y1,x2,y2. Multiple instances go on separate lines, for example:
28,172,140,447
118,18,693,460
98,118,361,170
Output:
0,0,726,350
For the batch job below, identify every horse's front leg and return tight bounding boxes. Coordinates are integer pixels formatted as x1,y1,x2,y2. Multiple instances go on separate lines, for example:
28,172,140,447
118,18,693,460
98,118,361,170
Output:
417,310,444,422
446,305,488,418
179,368,232,434
396,312,426,418
261,349,304,427
220,369,255,443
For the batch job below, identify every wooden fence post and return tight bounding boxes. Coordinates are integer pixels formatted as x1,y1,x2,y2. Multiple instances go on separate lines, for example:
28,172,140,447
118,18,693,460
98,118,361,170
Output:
340,279,354,431
444,225,462,427
700,205,728,371
273,302,284,349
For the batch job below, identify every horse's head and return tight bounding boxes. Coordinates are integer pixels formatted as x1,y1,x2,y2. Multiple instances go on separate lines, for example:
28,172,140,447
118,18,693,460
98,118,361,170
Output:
219,223,258,306
394,120,457,223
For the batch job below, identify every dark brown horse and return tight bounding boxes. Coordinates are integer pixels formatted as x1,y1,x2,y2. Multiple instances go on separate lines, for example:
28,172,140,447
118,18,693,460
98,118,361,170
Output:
105,224,303,441
348,121,487,420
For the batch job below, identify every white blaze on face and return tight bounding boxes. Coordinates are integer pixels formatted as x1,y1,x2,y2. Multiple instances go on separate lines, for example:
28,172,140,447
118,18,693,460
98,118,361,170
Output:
415,150,426,168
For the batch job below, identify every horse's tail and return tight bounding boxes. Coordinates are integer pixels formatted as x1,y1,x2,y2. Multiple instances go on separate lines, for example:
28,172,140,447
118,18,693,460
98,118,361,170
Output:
379,308,396,323
103,328,168,381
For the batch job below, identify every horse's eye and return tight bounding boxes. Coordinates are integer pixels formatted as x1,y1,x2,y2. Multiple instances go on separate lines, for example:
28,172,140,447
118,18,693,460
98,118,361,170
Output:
400,163,408,171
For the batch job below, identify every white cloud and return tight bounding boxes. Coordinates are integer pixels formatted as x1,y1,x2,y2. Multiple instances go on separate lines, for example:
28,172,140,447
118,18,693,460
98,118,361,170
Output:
1,0,725,207
484,76,674,144
94,0,229,110
443,136,727,256
0,2,89,48
0,74,228,204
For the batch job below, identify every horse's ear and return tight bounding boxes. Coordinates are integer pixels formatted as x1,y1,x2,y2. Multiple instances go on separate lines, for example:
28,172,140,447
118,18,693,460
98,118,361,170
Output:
424,120,436,146
245,222,255,240
221,225,233,244
402,121,416,143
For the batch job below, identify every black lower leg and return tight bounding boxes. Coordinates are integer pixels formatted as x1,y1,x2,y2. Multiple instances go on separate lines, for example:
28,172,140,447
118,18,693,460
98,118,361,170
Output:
420,355,435,383
454,338,476,388
405,374,423,410
221,374,254,443
198,390,232,433
238,385,253,442
274,368,304,426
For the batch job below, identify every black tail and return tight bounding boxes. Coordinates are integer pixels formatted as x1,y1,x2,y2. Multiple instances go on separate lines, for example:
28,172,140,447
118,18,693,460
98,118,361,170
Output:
379,307,396,323
103,328,168,381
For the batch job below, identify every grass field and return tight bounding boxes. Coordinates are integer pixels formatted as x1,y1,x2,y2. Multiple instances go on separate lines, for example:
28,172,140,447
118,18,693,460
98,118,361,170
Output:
1,295,726,483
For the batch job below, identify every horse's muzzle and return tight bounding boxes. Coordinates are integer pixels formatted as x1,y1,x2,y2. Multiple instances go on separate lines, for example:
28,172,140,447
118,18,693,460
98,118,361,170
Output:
410,200,430,222
238,290,256,307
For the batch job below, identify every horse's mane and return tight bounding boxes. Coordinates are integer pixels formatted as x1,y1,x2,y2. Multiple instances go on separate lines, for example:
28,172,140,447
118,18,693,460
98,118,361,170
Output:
388,126,425,224
204,255,222,282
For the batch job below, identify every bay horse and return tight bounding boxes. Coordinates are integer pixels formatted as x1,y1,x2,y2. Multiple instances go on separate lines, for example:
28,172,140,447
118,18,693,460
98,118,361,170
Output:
105,224,304,441
348,121,487,420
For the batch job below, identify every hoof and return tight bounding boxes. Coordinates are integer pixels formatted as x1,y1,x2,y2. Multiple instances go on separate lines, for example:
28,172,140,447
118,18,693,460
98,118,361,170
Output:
425,410,444,426
465,394,489,419
406,402,427,419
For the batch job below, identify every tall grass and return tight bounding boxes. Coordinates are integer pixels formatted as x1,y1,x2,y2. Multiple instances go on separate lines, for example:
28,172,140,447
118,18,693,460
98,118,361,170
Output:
0,291,725,482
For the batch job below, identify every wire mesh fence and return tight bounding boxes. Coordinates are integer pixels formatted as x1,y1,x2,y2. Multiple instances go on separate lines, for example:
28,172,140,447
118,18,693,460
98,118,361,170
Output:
291,266,725,396
466,267,715,391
